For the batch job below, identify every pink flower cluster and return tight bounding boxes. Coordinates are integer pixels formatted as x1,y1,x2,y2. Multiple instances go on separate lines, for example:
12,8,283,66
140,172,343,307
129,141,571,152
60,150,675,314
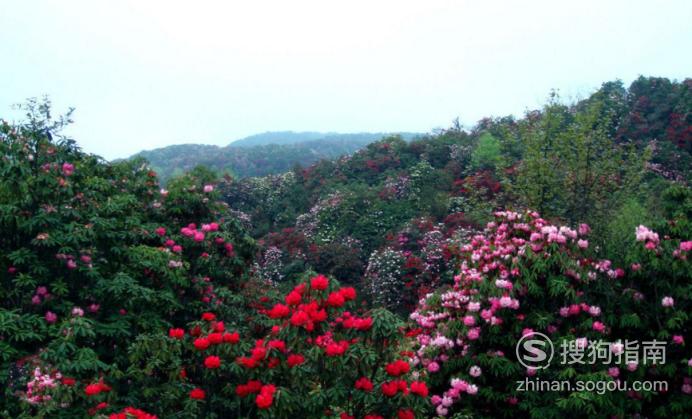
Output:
180,223,212,242
674,241,691,260
23,367,59,404
635,225,660,250
31,286,51,305
431,378,479,416
410,211,615,415
157,221,234,264
61,162,74,176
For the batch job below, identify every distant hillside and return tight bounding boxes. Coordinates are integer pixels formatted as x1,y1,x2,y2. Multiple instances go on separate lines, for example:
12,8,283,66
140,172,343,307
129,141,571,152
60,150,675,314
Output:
130,131,420,182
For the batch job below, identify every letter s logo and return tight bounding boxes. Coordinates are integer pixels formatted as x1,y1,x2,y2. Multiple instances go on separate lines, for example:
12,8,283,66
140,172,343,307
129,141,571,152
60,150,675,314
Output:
516,332,554,369
523,339,547,363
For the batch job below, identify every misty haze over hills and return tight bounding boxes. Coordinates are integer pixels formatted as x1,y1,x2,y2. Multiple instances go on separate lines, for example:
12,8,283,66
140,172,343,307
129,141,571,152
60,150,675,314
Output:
130,131,421,181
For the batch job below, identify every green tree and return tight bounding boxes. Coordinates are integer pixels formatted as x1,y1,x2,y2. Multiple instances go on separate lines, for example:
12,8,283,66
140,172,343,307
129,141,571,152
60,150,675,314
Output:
470,132,502,172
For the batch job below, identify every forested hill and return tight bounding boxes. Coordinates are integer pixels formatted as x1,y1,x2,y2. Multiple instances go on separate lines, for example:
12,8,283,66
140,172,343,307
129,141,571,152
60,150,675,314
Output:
223,76,691,291
130,131,420,181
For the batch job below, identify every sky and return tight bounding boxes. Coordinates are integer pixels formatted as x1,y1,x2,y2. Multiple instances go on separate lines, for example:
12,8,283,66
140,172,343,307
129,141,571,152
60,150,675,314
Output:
1,0,691,160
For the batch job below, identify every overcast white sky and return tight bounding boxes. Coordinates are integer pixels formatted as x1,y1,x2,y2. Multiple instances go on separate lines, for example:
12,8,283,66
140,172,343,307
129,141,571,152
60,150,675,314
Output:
1,0,690,160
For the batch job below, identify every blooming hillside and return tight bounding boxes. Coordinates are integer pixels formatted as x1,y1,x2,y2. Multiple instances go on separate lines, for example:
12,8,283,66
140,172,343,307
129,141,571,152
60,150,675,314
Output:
1,84,691,419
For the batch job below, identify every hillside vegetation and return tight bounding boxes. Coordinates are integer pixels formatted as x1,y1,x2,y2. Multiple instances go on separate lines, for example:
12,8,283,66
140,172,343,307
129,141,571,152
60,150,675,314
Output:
1,76,690,418
132,132,420,182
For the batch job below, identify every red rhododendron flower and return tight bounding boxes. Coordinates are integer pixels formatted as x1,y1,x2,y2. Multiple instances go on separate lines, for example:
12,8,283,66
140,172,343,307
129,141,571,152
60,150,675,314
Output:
223,331,240,344
326,291,345,307
168,328,185,339
340,414,355,419
356,317,373,330
287,353,305,367
325,340,349,356
61,377,76,386
85,384,101,396
340,287,357,301
310,274,329,290
204,355,221,369
189,388,205,400
309,308,327,323
201,312,216,321
251,345,267,361
237,356,258,368
285,291,302,306
213,321,225,332
290,310,309,327
268,303,290,319
410,381,428,397
381,381,399,397
345,316,373,331
354,376,374,392
236,380,263,397
364,415,384,419
255,392,272,409
396,379,408,394
255,384,277,409
109,407,157,419
398,409,415,419
208,332,223,345
268,339,286,353
193,337,210,351
385,359,411,376
85,381,111,396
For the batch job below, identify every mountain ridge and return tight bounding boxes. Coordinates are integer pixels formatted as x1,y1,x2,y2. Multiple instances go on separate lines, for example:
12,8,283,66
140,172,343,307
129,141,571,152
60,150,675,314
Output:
130,131,422,181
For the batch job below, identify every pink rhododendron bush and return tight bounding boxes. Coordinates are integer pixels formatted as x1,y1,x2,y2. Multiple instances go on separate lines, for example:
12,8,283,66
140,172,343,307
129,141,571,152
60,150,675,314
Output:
410,211,691,417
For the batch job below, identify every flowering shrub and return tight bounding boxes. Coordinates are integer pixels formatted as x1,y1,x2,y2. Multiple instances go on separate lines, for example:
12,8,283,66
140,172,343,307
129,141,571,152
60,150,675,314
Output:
127,273,430,418
0,106,257,417
364,218,473,313
364,248,407,310
410,211,691,417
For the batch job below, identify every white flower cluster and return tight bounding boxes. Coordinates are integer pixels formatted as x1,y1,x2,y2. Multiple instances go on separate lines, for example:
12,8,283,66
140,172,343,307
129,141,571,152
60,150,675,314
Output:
364,247,405,309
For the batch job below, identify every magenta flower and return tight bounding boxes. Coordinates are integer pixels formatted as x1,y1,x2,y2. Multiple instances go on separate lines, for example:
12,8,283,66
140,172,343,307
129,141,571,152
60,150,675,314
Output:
45,311,57,324
427,361,440,372
592,321,605,333
61,162,74,176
